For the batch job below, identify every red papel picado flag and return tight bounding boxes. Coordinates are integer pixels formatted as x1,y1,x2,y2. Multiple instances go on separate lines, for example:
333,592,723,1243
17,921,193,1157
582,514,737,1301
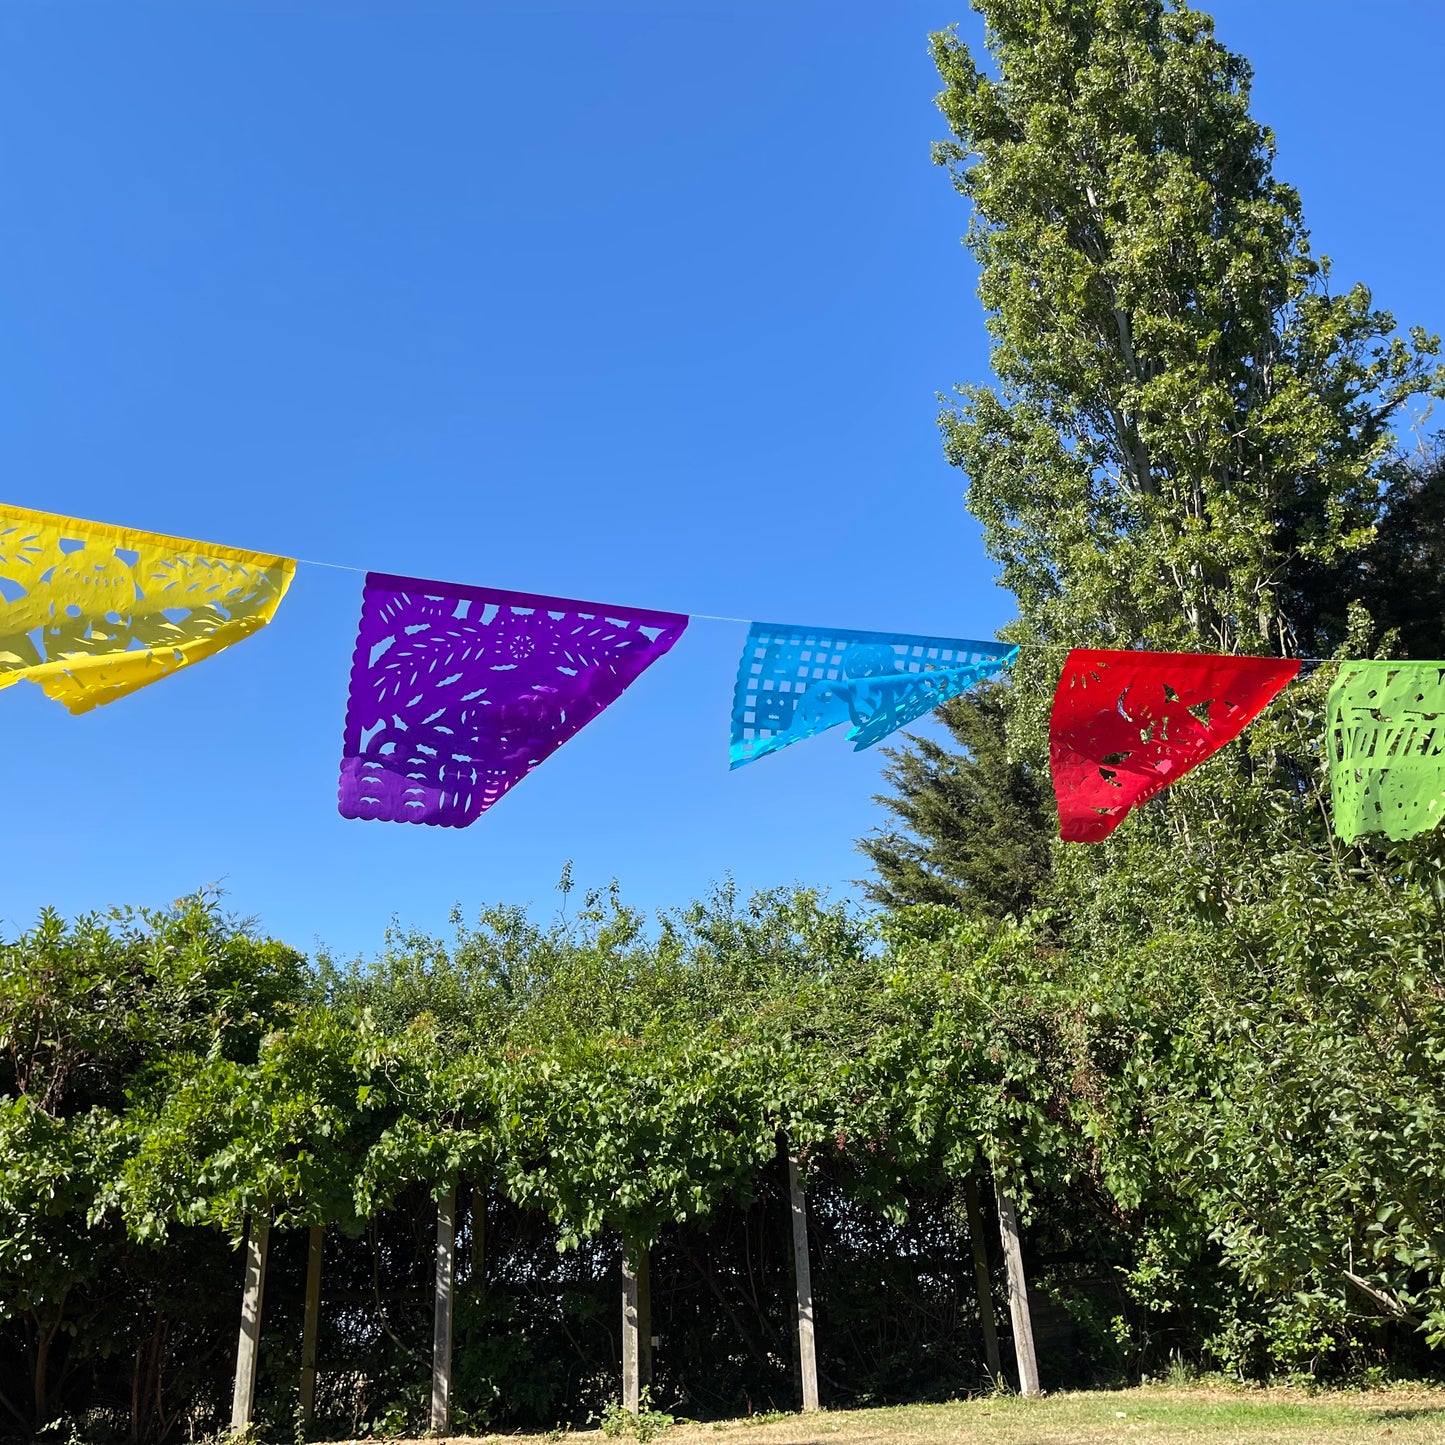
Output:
1050,648,1301,842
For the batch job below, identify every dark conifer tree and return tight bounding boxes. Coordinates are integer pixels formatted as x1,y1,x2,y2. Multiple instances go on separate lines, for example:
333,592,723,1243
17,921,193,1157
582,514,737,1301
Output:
859,683,1051,918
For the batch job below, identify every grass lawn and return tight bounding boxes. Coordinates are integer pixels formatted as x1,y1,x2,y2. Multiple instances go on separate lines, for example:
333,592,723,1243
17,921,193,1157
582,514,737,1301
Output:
414,1385,1445,1445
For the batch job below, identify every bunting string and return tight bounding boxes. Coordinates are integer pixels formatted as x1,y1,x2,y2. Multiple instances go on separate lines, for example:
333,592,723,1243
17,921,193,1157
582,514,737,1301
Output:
4,500,1436,844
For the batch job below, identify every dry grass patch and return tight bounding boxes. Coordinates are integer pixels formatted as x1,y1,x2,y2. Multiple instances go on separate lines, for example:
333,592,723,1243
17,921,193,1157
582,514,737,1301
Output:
420,1384,1445,1445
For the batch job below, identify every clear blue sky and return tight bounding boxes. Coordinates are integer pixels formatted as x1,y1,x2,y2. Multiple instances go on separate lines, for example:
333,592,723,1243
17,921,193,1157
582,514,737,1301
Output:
2,2,1442,958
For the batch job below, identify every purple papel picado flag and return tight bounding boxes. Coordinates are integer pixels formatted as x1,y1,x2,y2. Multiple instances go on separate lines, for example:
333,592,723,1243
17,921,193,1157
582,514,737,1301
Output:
338,573,688,827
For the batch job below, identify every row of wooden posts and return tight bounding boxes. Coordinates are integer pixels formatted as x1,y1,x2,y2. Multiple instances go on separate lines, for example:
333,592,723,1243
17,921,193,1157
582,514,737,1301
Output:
228,1166,1041,1434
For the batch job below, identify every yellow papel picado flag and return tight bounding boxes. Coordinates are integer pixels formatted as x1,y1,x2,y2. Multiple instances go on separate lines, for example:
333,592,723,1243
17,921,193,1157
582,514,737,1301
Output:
0,505,294,714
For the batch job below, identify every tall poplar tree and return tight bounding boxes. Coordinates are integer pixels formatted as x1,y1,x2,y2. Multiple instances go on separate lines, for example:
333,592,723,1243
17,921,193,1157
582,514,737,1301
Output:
935,0,1438,665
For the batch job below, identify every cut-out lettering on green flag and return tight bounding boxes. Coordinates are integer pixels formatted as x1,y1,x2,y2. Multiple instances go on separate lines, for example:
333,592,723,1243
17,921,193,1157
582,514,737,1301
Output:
1328,661,1445,842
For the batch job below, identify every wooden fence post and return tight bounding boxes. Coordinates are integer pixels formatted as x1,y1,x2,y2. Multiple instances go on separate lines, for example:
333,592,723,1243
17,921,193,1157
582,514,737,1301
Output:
962,1178,1002,1381
994,1180,1041,1397
621,1241,651,1411
298,1224,325,1423
430,1187,456,1434
230,1215,270,1432
787,1156,820,1412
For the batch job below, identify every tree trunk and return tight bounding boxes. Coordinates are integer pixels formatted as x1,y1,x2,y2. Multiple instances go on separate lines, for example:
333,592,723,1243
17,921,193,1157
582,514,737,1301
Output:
962,1177,1002,1381
430,1188,456,1434
993,1181,1040,1398
230,1216,270,1432
787,1156,820,1412
33,1321,52,1429
299,1224,325,1423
